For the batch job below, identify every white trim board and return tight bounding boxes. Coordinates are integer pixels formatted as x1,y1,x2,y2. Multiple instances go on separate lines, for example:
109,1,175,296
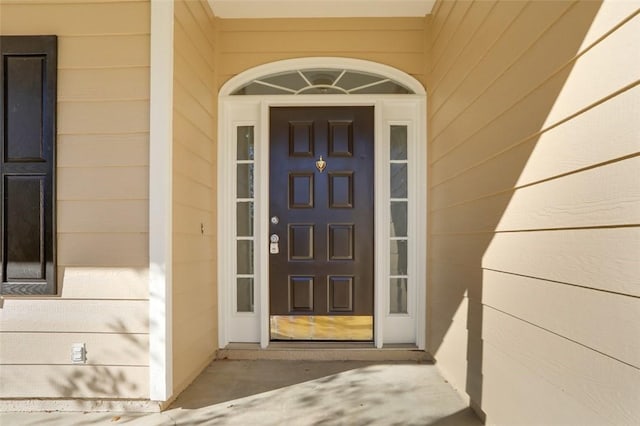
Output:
208,0,436,18
218,58,427,350
149,0,174,402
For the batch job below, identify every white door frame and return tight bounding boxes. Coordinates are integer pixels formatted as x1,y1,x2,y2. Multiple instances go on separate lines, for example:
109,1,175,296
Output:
217,58,427,350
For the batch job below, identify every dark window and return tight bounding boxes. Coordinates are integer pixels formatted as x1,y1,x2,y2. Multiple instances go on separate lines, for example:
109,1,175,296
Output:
1,36,57,295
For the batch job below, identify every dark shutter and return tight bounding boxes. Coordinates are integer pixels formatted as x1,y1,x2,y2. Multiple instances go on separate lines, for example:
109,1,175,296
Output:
1,36,57,295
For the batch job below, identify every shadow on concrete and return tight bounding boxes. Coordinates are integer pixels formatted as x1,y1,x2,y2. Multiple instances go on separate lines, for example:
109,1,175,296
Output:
164,360,482,426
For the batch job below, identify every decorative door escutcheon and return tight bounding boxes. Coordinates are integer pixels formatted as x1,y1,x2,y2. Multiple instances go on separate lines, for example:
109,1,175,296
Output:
315,156,327,172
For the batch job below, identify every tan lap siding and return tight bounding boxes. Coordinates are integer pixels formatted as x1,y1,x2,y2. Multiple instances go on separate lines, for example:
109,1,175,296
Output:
172,0,218,396
0,0,150,398
218,17,426,90
428,0,640,423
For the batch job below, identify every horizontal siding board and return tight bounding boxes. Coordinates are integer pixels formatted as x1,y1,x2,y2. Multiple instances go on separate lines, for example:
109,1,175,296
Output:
0,1,149,35
539,12,640,128
174,22,215,86
173,84,215,139
173,203,213,236
431,69,637,183
430,0,574,132
431,84,640,188
172,0,219,395
483,269,640,367
173,309,217,352
430,0,527,100
173,285,216,325
173,264,215,303
58,135,148,168
58,266,149,299
432,157,640,232
173,113,213,160
431,229,640,297
173,258,214,288
58,35,150,69
432,11,640,163
173,174,213,211
429,1,640,424
58,233,148,267
483,307,640,425
482,228,640,296
172,320,216,394
58,200,148,233
0,365,148,399
175,53,215,115
58,67,149,101
173,317,216,355
576,0,640,50
220,30,425,53
175,0,216,69
58,100,149,134
482,335,610,426
0,333,149,366
433,1,611,157
429,260,483,309
219,17,425,32
174,206,215,231
172,233,213,264
430,233,492,266
430,299,469,395
0,300,148,333
430,0,473,68
184,0,217,48
428,0,456,47
58,166,148,200
218,53,425,83
173,139,213,185
430,0,495,89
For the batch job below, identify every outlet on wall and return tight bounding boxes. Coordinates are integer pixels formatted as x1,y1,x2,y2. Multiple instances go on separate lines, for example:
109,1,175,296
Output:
71,343,86,364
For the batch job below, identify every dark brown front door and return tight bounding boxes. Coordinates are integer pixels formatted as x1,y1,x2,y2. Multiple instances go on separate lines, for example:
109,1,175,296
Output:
269,106,374,340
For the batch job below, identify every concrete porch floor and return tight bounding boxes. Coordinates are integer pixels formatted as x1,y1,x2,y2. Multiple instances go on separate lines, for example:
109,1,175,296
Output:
0,360,482,425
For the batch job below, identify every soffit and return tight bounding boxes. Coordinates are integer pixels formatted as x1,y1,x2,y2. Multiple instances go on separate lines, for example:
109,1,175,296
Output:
208,0,436,18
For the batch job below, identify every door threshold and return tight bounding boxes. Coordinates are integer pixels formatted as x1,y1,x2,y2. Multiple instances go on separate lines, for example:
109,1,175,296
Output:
217,342,433,362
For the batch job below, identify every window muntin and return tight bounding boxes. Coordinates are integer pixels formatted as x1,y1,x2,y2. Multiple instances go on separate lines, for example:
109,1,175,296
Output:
232,69,414,96
389,125,409,314
236,126,255,312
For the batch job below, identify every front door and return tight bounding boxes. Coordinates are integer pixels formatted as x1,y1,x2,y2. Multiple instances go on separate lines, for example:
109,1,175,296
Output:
269,106,374,340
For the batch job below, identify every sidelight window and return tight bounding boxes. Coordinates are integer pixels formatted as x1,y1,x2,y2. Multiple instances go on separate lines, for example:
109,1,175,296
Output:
236,126,255,312
389,125,409,314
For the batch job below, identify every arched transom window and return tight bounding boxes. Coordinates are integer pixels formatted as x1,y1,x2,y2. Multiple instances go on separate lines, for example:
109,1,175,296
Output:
231,68,415,95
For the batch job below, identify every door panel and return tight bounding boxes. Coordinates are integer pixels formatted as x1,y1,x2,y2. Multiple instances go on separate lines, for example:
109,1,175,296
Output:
269,106,374,339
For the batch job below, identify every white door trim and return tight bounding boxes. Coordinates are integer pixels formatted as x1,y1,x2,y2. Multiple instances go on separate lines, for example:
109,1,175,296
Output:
218,58,427,350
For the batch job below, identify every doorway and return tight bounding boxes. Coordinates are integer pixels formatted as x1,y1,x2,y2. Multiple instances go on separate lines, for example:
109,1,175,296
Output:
269,106,374,340
217,58,427,349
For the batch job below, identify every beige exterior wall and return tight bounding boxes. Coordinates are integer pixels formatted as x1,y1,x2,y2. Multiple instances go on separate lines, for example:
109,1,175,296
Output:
1,0,638,416
217,17,427,89
0,0,151,399
427,0,640,424
172,0,218,396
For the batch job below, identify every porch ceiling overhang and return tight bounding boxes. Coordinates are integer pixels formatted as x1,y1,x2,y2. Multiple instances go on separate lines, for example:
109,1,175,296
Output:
208,0,436,18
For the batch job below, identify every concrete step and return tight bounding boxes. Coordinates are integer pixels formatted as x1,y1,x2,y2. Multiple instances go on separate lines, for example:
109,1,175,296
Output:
217,343,434,362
